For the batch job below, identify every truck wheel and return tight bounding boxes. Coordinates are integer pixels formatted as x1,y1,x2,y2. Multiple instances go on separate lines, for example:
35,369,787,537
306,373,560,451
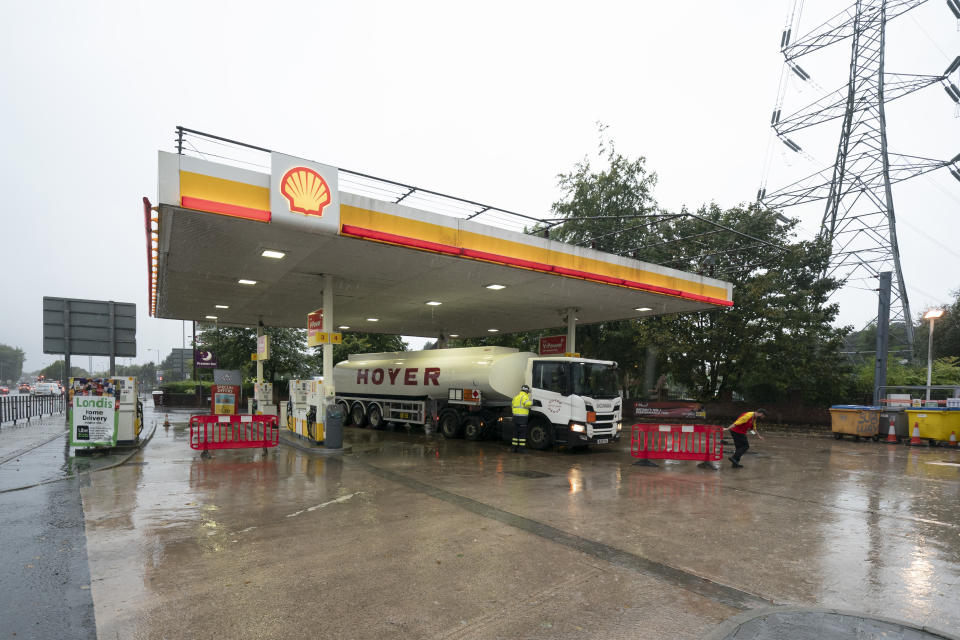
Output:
527,419,553,450
368,405,385,430
351,403,367,428
463,416,483,441
339,401,352,426
439,411,462,439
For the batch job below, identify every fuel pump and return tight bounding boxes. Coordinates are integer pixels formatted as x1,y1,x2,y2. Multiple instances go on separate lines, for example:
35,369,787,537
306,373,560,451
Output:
253,382,275,416
286,379,326,443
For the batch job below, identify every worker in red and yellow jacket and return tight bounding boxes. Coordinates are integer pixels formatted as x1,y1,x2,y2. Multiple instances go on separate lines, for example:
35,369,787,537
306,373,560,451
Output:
723,409,767,468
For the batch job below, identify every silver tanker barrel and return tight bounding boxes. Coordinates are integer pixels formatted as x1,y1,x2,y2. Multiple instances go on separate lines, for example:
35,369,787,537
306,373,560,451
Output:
333,346,534,402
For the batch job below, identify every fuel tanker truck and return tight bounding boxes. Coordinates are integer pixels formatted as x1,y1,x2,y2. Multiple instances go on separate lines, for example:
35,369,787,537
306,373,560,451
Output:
333,346,623,449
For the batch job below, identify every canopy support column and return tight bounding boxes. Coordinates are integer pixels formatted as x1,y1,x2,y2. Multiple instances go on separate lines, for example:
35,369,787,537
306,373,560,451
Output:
565,308,577,355
324,274,334,399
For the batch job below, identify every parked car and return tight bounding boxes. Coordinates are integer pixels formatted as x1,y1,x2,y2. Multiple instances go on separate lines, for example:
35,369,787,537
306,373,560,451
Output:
0,386,8,395
33,382,61,396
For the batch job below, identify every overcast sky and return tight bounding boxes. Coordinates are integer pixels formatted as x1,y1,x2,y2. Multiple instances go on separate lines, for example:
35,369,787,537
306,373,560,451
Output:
1,0,957,374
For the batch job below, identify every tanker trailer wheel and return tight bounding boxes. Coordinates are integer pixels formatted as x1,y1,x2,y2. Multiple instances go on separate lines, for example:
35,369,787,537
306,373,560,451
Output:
527,418,553,450
463,416,483,441
339,401,352,426
350,403,368,428
439,410,463,439
367,405,385,430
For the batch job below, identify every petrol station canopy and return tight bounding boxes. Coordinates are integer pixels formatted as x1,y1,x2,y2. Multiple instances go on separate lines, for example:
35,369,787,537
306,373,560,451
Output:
147,135,734,338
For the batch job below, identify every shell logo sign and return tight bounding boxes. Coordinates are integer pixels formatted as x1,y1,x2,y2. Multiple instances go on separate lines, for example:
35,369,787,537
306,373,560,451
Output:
280,167,332,217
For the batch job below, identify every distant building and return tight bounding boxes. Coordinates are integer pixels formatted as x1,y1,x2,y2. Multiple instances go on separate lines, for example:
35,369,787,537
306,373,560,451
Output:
163,348,192,381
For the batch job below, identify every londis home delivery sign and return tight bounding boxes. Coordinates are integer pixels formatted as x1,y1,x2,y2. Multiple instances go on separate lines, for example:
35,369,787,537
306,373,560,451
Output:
71,395,118,447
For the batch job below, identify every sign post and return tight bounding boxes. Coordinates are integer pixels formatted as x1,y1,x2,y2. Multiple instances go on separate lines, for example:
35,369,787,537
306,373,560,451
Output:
44,297,136,424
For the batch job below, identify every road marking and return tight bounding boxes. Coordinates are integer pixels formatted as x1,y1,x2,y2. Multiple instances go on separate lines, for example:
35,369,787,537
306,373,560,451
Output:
925,461,960,467
285,491,362,518
351,460,770,611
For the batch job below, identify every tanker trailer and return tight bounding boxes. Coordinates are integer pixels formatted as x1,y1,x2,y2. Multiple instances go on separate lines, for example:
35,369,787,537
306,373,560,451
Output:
333,346,623,449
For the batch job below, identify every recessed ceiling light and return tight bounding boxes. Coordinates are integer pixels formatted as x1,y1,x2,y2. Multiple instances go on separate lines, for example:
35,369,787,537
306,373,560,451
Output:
205,315,217,320
366,318,379,322
238,279,257,285
635,307,652,312
426,301,442,306
261,249,286,259
487,328,499,333
215,305,229,309
485,284,506,290
338,325,349,330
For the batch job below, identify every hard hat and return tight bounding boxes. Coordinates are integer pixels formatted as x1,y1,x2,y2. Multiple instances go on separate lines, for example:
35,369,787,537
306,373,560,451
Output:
521,385,530,392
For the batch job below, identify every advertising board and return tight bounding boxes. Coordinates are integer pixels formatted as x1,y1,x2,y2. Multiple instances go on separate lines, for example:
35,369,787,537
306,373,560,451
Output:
539,335,567,355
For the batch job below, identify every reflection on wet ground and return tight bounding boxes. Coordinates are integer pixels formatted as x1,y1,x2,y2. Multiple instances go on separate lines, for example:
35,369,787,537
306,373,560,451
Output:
72,411,960,638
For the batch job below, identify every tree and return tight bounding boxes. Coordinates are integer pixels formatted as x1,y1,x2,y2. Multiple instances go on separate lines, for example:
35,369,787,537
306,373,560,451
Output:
0,343,26,383
330,333,407,367
196,324,408,381
37,360,88,381
914,289,960,363
548,132,852,404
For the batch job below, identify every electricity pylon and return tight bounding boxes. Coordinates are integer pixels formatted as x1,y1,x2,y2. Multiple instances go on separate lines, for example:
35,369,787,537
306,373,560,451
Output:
760,0,960,356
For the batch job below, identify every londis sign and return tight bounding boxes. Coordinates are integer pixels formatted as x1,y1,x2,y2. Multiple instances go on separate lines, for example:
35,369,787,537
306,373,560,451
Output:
71,395,118,447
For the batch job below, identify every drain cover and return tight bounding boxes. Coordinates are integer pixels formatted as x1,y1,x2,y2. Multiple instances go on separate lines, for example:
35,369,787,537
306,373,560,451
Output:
505,470,552,478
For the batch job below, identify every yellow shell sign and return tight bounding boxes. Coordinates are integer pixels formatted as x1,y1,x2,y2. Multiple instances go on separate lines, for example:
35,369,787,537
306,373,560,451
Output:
280,167,332,217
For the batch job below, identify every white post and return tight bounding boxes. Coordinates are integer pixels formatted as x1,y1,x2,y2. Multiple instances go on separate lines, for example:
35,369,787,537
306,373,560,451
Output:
926,317,936,401
566,307,576,355
256,323,264,386
324,274,334,399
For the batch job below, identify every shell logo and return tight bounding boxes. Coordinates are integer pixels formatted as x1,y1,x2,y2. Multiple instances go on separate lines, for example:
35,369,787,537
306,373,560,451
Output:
280,167,332,217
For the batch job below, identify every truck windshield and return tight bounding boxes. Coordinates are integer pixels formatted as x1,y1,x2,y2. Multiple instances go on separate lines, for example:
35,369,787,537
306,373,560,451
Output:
570,362,619,398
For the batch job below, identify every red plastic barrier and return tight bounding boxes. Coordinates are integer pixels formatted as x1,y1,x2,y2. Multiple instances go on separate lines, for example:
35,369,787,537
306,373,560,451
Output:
189,414,279,452
631,423,723,462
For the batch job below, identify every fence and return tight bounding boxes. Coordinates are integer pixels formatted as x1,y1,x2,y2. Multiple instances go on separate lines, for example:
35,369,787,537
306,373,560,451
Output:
631,423,724,463
0,394,66,425
189,414,279,456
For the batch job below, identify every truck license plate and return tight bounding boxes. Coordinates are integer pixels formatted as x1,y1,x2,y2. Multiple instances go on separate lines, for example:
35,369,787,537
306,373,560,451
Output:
596,438,609,444
399,413,410,419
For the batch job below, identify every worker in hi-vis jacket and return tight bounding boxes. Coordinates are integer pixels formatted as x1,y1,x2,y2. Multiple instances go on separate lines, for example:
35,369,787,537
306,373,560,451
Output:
511,384,533,452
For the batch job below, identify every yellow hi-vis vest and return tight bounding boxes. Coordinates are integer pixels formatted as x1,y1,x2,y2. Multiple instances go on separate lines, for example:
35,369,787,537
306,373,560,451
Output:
512,391,532,416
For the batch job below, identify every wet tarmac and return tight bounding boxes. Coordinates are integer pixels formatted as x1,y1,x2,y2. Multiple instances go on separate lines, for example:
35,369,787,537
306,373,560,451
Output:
2,408,959,638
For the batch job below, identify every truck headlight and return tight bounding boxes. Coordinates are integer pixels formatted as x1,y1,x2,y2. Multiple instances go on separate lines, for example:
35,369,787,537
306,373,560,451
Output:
570,423,586,433
617,422,622,432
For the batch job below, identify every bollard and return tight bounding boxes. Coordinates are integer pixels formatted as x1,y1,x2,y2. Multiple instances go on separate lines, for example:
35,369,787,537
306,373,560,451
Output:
324,403,344,449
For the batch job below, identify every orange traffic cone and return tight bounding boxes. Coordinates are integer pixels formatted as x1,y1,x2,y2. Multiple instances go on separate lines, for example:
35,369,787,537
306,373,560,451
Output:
949,431,958,448
163,414,171,428
907,422,923,446
885,418,898,444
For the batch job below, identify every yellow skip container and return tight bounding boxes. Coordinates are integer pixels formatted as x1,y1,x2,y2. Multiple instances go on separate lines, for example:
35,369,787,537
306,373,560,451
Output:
904,409,960,444
829,405,881,441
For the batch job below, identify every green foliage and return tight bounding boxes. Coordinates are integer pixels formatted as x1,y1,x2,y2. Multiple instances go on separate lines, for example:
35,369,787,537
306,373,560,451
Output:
547,129,852,404
331,333,407,366
0,343,26,382
161,380,213,394
36,360,88,382
852,356,960,396
914,289,960,362
196,325,315,381
196,324,408,380
116,362,157,384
